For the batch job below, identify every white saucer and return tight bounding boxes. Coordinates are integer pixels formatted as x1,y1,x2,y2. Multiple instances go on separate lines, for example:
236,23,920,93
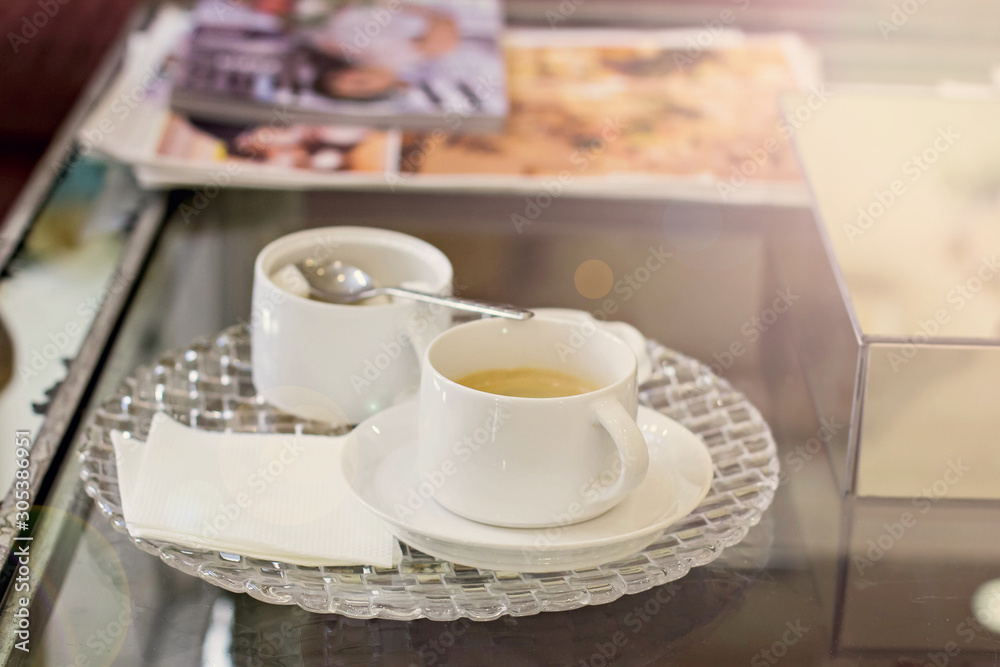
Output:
341,401,714,572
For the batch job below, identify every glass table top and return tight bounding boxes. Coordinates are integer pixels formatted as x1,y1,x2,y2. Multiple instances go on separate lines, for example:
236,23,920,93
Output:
1,172,997,665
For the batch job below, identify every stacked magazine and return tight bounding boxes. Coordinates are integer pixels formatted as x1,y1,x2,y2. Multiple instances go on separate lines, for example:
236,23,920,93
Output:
79,1,821,204
171,0,506,129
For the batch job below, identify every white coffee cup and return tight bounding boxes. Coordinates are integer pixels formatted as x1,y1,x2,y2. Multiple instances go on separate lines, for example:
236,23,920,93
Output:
418,317,649,528
252,227,452,425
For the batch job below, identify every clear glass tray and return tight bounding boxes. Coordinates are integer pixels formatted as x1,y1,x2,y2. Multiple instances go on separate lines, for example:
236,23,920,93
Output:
78,325,779,621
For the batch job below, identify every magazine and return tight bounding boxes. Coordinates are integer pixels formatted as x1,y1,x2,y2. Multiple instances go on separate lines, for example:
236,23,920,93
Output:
80,6,818,205
168,0,507,131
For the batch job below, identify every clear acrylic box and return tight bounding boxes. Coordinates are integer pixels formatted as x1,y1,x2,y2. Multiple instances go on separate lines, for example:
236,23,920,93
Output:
787,87,1000,499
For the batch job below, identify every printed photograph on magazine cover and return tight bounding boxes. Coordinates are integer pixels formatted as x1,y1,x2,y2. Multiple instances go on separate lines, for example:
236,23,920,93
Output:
169,0,507,127
399,32,814,186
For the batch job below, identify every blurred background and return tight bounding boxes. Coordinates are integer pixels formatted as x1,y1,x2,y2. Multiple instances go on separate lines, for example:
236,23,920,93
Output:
2,0,998,219
0,0,137,219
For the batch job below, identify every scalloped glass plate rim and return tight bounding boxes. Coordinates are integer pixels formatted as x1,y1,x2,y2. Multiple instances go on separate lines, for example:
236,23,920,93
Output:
76,325,781,620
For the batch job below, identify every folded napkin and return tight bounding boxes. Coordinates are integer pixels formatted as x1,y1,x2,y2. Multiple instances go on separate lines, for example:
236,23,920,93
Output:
111,412,400,567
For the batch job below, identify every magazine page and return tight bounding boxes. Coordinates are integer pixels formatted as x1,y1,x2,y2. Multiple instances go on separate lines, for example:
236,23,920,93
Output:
169,0,507,129
391,29,817,204
153,113,400,179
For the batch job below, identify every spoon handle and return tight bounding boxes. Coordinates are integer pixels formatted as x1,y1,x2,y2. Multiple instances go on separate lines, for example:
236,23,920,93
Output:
379,288,533,320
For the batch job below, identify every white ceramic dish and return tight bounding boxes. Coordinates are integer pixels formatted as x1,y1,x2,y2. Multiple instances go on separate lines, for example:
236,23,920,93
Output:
342,401,714,572
251,226,453,425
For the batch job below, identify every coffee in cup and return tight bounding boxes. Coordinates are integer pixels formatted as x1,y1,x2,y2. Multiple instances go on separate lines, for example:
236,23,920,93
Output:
455,367,598,398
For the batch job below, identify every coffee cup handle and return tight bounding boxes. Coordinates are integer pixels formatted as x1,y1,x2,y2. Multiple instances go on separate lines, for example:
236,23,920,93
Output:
590,398,649,505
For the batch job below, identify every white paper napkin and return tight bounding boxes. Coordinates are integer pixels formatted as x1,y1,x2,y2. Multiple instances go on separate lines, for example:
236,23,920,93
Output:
111,412,400,567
